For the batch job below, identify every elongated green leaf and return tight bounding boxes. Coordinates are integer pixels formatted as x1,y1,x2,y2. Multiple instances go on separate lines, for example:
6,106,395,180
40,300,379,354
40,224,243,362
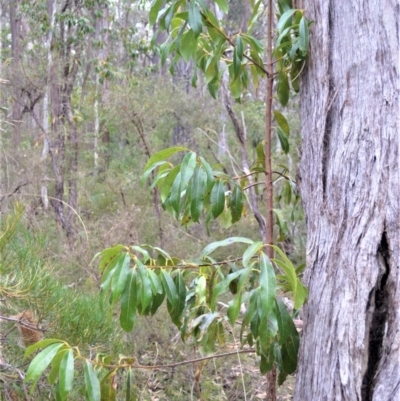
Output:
179,151,197,190
149,163,171,190
149,0,163,26
126,368,132,401
144,147,187,172
161,164,181,203
169,171,182,214
277,126,289,154
277,9,297,33
120,269,138,332
236,36,244,61
25,339,65,359
230,185,243,223
240,290,258,342
100,253,122,296
137,260,153,312
59,350,74,401
277,71,290,107
84,361,100,401
227,292,242,325
100,370,117,401
130,245,150,263
211,269,243,311
196,275,207,306
180,29,197,62
142,161,168,185
111,253,131,304
242,241,262,267
259,252,277,320
94,245,125,273
189,0,202,36
147,269,163,294
299,17,309,52
169,271,186,325
241,34,264,53
201,237,253,257
270,245,308,308
210,180,225,218
273,111,290,136
161,270,178,306
49,348,68,385
275,297,297,345
214,0,228,13
205,57,218,84
199,156,215,191
150,289,166,315
25,343,64,391
229,75,242,99
191,166,207,222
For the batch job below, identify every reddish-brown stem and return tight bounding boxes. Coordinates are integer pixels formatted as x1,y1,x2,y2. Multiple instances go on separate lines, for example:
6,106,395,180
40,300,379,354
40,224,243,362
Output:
265,0,277,399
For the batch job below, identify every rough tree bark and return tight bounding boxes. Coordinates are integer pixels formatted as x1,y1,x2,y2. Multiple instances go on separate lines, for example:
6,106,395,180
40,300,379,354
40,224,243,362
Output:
295,1,399,400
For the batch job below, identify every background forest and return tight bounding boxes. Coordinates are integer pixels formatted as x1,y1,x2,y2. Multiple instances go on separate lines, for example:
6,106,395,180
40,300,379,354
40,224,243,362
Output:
0,1,305,399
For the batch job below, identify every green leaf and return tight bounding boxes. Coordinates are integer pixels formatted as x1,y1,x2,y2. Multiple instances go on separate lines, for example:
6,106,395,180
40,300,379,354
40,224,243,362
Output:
100,253,122,297
144,147,187,172
147,269,163,294
94,245,125,273
84,361,100,401
210,180,225,218
277,127,290,154
100,370,117,401
199,156,215,191
242,241,262,267
149,0,163,26
170,271,186,325
169,171,182,215
111,253,131,304
189,0,202,37
205,57,218,84
275,297,297,345
241,34,264,53
49,348,68,385
277,9,297,34
229,75,242,99
299,17,309,52
211,269,243,311
179,152,197,191
180,29,198,62
191,166,207,222
273,111,290,136
120,269,138,332
230,185,243,223
277,71,290,107
227,293,242,325
25,343,65,391
150,289,166,315
214,0,228,13
270,245,307,309
25,339,65,359
161,270,178,306
258,253,277,333
161,164,181,203
201,237,253,257
59,350,74,401
235,36,244,61
137,260,153,312
196,275,207,305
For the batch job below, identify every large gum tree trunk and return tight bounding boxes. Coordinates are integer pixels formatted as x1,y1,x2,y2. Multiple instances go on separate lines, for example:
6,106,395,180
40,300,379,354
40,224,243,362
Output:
295,1,399,400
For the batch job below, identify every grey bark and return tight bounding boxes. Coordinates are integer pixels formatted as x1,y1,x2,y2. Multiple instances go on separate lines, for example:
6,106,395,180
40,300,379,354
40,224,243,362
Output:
295,1,399,401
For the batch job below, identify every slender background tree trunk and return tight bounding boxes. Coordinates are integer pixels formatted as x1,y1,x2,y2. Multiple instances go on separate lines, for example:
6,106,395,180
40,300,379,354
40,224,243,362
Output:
295,1,399,400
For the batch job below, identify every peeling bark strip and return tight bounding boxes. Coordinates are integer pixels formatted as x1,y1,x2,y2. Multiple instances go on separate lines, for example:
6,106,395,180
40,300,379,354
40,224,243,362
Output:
295,1,399,400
